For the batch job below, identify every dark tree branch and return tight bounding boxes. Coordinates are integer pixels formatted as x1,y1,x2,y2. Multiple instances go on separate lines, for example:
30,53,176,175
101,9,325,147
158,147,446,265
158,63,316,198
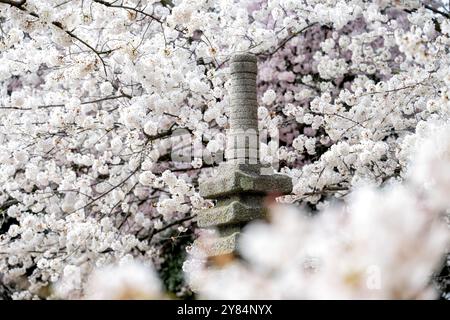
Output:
0,94,131,110
259,22,318,58
68,166,141,214
148,214,196,240
424,4,450,19
92,0,163,24
0,0,26,8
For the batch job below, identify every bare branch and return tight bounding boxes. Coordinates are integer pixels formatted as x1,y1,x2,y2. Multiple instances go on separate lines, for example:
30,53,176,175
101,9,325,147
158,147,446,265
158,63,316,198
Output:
0,94,131,110
424,4,450,19
0,0,26,8
92,0,163,24
259,22,318,58
141,214,197,242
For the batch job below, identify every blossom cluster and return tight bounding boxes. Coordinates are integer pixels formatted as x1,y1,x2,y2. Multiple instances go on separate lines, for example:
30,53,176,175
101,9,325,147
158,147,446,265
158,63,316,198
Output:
0,0,449,298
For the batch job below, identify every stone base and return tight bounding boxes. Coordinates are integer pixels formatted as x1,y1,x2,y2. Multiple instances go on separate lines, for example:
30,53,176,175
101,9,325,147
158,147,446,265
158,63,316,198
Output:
194,227,240,257
196,162,292,257
197,200,267,228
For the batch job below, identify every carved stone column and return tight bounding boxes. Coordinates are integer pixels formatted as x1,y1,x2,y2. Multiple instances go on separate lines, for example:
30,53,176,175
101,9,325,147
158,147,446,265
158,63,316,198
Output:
196,53,292,257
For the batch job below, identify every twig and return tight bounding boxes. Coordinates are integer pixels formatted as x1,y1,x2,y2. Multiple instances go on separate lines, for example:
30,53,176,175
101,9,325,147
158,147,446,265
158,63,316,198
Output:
260,23,318,58
0,94,131,110
92,0,163,23
424,4,450,19
152,214,196,236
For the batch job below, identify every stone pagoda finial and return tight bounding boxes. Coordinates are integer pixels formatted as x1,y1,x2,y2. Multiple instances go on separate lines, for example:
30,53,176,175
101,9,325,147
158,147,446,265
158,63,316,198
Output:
196,53,292,257
226,53,259,164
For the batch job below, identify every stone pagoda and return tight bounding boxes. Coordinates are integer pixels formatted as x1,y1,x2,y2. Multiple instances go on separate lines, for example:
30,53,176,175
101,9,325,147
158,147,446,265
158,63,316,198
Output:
196,53,292,257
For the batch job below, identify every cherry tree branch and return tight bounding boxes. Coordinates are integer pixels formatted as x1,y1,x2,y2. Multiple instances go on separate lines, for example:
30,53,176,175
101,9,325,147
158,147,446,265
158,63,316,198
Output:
152,214,196,235
138,214,197,242
424,4,450,19
0,0,26,7
260,22,318,58
0,0,113,75
0,94,131,110
92,0,163,24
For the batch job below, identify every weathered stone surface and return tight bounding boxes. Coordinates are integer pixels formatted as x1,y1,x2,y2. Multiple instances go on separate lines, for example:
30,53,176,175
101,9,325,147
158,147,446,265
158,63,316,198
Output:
210,233,238,256
230,95,257,101
227,150,259,158
230,53,257,63
197,200,266,228
230,73,257,81
231,85,257,93
226,130,259,140
227,128,259,138
230,62,258,74
194,231,239,257
192,224,243,257
229,119,258,127
231,78,256,87
224,153,259,165
230,95,257,102
199,163,293,199
226,127,259,160
229,110,258,119
214,162,266,173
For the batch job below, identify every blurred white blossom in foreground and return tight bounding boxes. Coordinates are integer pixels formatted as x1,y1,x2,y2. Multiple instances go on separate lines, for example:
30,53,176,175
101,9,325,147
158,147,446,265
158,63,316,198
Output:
405,119,450,212
184,196,448,299
82,259,163,300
